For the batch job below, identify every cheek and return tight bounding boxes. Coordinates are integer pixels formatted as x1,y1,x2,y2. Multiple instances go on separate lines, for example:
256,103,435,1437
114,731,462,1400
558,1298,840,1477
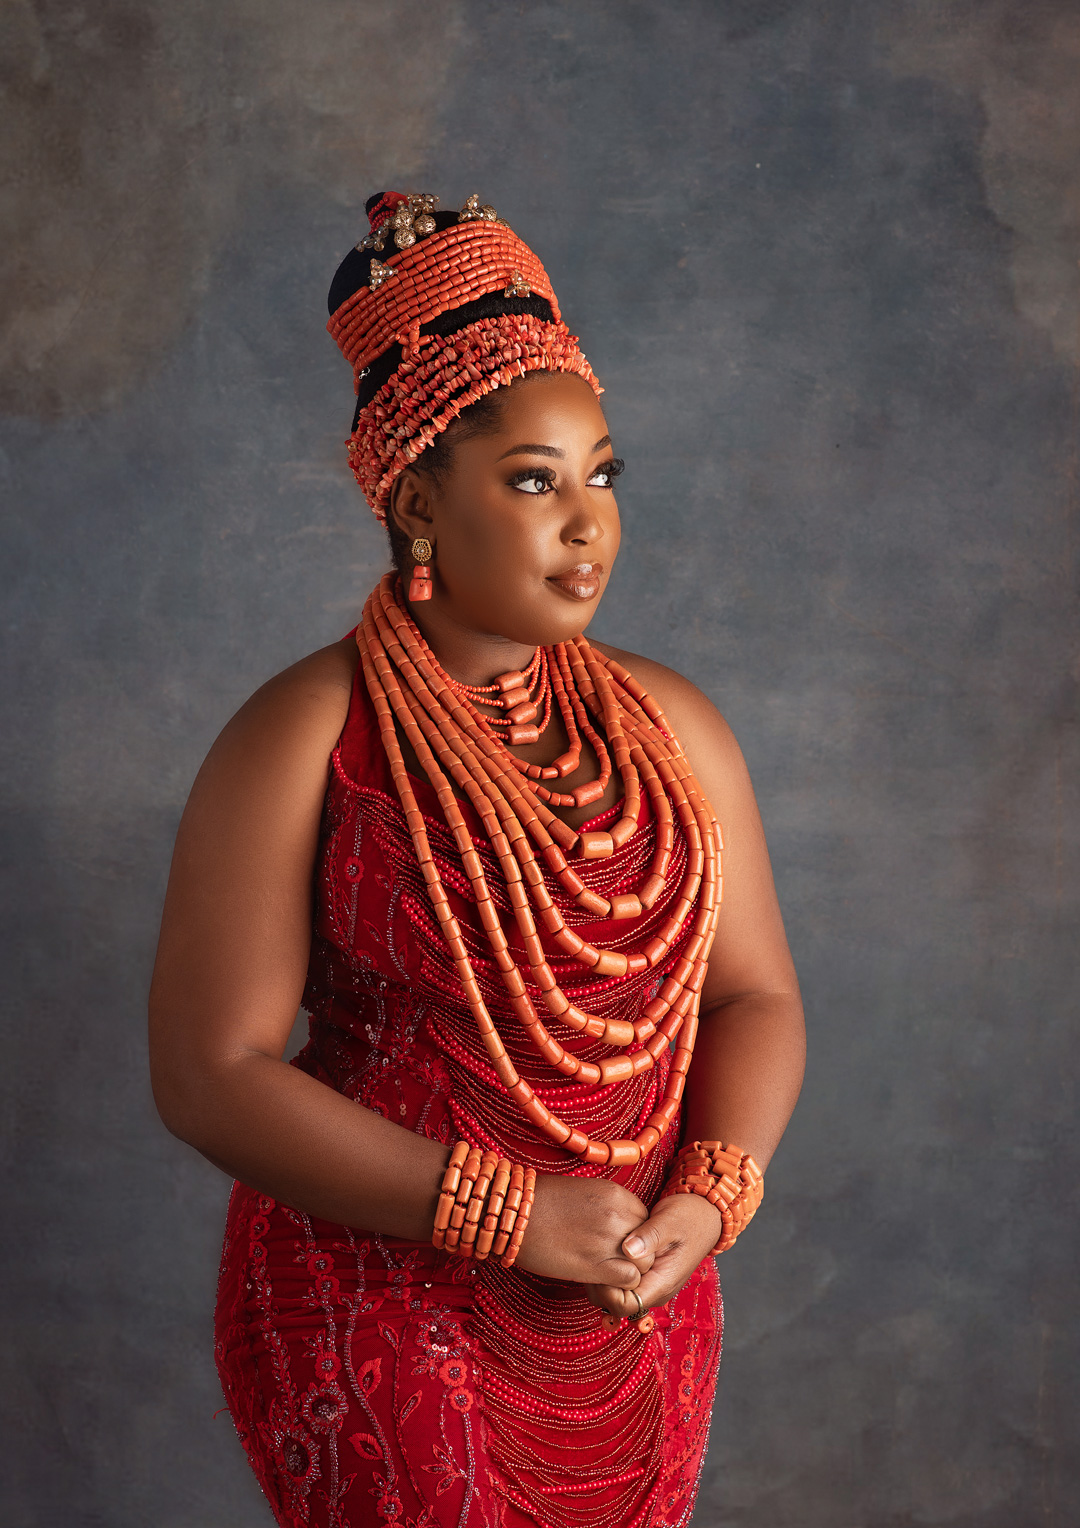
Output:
443,498,550,587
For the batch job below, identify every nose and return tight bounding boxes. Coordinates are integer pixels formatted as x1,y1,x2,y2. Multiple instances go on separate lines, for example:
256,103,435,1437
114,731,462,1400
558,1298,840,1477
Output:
562,486,605,547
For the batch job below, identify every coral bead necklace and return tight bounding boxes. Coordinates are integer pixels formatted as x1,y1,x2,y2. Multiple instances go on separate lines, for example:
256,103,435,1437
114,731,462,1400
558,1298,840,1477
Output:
358,572,723,1169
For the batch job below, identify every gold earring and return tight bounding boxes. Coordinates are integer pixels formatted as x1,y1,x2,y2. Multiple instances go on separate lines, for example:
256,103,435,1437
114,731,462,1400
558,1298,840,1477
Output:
409,537,433,602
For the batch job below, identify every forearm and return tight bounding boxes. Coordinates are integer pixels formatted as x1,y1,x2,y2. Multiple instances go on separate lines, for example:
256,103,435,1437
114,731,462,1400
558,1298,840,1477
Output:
156,1051,449,1240
680,992,805,1170
156,989,803,1243
158,1049,653,1298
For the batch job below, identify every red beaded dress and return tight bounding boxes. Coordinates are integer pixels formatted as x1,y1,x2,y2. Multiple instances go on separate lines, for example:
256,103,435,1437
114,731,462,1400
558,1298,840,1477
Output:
214,647,723,1528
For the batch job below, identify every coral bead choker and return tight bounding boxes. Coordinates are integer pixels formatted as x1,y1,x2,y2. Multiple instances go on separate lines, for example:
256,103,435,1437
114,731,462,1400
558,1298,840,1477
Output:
445,648,551,746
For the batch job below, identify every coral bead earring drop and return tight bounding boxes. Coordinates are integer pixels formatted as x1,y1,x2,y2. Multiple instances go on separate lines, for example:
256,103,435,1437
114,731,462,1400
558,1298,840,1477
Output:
409,537,434,601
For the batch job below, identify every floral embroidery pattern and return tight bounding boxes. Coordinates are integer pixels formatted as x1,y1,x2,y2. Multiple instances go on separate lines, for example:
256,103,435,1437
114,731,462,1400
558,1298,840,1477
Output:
217,1180,720,1528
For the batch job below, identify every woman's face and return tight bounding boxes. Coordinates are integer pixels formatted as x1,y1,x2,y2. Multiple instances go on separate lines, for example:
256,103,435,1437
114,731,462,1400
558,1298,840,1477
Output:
392,371,621,648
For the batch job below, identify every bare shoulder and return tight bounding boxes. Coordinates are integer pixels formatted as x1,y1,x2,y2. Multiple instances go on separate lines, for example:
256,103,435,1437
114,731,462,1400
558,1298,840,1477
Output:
194,637,360,792
590,640,744,775
236,637,359,728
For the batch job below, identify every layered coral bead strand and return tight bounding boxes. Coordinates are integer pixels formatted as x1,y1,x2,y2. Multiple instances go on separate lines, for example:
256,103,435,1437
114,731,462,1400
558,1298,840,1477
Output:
358,575,723,1167
446,646,552,747
441,637,612,810
366,586,720,1062
376,588,722,1061
358,577,721,1161
384,587,674,917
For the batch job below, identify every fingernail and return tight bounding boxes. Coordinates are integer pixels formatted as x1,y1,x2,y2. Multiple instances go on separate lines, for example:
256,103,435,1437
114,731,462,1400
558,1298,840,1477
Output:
625,1236,646,1256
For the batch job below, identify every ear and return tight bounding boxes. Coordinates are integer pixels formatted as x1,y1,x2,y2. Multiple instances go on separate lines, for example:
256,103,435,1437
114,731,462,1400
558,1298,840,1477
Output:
387,468,435,544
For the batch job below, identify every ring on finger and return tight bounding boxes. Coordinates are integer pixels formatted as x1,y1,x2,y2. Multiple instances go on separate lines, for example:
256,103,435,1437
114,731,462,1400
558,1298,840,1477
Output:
630,1290,647,1322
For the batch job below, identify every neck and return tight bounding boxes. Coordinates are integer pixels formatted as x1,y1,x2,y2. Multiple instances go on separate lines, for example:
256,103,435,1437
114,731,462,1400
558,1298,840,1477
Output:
404,592,544,688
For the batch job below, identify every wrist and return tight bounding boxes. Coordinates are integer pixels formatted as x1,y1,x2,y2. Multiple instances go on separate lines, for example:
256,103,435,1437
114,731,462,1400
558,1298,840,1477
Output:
432,1141,535,1267
672,1189,724,1240
660,1139,764,1255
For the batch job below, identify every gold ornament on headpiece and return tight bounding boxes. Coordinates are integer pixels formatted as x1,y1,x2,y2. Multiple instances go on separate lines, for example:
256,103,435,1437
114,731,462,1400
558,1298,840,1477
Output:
357,193,441,256
458,192,503,224
391,193,439,248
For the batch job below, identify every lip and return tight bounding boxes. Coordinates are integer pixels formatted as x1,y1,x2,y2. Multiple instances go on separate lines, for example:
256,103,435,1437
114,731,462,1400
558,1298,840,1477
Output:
546,562,604,601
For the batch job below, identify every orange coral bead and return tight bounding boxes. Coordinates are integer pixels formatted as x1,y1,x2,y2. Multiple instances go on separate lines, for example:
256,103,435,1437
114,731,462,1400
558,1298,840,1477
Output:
575,888,610,918
578,831,614,859
592,950,629,978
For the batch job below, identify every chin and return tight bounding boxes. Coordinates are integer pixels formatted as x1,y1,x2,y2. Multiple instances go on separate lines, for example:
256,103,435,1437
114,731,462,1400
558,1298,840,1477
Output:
511,604,598,647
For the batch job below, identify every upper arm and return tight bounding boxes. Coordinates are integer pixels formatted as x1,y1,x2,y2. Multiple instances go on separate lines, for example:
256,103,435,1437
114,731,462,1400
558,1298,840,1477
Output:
148,640,358,1112
594,642,799,1010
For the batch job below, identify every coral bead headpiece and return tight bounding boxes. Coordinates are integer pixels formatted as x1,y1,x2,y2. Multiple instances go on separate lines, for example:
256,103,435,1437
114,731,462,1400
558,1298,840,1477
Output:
327,192,602,523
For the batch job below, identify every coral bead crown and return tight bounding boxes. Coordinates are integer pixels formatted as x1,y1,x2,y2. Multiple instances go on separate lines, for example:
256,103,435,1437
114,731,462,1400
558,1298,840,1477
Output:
327,193,600,522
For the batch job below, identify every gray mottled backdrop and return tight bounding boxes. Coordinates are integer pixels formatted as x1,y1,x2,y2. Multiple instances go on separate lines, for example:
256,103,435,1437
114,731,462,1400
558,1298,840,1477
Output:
2,1,1077,1524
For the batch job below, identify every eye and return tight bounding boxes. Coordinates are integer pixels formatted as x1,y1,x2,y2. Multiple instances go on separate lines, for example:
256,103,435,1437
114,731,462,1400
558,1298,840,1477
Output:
586,457,625,489
509,469,555,494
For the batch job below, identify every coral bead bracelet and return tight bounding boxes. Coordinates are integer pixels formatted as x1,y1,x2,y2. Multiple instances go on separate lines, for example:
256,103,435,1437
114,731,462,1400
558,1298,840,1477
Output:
659,1140,764,1255
433,1140,536,1269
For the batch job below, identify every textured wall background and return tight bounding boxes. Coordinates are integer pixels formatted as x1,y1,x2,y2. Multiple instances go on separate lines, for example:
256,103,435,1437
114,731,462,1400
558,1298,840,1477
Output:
3,1,1077,1524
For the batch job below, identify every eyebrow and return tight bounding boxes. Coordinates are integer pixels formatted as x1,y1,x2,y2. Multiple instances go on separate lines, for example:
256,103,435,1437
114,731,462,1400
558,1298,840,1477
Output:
496,434,612,462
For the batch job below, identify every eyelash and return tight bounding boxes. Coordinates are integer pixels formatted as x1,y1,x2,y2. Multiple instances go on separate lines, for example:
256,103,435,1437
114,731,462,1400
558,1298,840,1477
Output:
591,458,625,487
508,459,625,494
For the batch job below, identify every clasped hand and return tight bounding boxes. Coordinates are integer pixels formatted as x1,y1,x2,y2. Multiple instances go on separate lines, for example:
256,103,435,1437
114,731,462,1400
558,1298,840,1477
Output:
515,1173,723,1320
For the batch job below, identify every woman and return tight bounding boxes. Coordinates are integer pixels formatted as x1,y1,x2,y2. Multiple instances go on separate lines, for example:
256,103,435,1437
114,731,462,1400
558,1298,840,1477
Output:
149,191,805,1528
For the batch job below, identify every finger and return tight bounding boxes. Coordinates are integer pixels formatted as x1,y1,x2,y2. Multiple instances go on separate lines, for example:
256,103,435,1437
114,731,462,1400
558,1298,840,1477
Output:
619,1226,657,1274
620,1218,669,1269
594,1257,697,1321
589,1283,646,1320
586,1283,622,1317
626,1265,687,1314
596,1255,642,1290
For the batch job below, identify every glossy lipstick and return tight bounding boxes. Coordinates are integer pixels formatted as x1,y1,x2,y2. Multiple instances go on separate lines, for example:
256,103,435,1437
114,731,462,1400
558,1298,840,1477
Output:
546,562,604,600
